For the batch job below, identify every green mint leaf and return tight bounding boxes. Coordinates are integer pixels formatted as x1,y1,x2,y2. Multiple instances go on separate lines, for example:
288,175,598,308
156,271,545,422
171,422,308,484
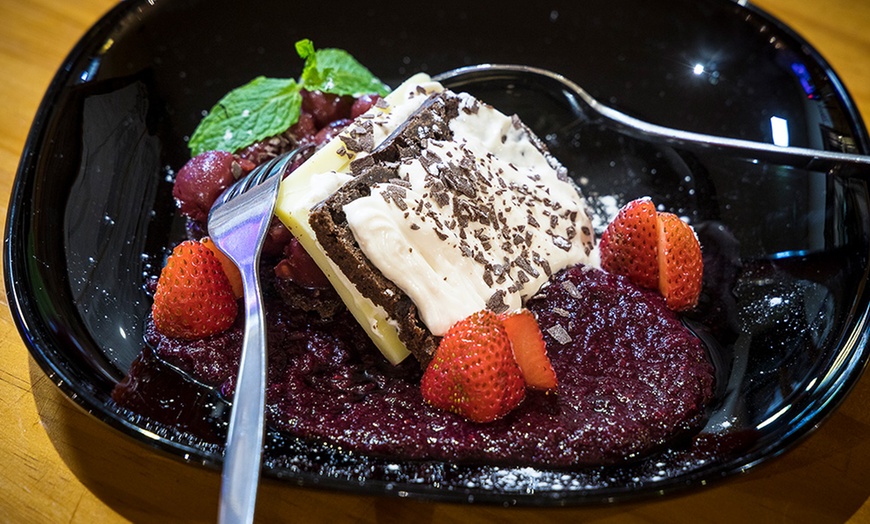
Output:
297,40,389,97
188,76,301,156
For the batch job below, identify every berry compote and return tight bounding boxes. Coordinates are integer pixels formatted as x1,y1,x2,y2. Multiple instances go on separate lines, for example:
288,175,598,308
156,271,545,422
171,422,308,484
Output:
114,263,715,468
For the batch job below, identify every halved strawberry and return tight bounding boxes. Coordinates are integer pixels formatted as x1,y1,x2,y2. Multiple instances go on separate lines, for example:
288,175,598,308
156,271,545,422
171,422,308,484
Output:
600,198,703,311
501,309,557,391
599,198,659,290
152,240,238,339
420,310,525,423
657,212,703,311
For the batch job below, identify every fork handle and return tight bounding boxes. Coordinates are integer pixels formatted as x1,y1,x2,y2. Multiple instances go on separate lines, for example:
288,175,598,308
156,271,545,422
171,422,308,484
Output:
219,264,267,524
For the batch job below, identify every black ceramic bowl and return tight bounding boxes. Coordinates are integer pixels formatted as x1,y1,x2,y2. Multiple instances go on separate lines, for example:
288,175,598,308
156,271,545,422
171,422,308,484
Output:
6,0,870,505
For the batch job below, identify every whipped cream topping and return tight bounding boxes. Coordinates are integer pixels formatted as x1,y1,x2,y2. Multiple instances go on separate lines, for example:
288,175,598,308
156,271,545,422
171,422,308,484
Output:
343,91,596,336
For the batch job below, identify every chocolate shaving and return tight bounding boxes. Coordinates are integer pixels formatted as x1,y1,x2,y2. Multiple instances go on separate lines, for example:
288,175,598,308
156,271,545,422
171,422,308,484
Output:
513,255,540,279
384,188,409,211
552,235,572,252
486,290,509,313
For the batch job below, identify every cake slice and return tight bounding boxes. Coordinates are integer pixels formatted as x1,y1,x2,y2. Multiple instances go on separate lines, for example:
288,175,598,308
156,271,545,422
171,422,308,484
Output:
303,86,597,364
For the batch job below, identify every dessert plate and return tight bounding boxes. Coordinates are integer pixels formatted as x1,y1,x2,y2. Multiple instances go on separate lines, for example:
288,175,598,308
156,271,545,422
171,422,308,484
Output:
6,0,870,505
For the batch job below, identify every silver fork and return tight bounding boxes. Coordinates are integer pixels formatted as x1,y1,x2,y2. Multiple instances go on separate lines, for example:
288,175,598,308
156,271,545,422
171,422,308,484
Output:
207,147,306,524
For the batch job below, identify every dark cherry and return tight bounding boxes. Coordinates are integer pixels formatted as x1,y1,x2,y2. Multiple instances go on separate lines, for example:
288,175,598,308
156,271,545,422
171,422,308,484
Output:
237,132,295,166
262,218,294,258
274,237,331,289
288,112,318,145
172,151,254,223
301,89,354,128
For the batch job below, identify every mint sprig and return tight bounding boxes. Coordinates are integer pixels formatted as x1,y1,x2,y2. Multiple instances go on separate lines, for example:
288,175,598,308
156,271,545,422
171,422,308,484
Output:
296,39,390,97
188,40,389,156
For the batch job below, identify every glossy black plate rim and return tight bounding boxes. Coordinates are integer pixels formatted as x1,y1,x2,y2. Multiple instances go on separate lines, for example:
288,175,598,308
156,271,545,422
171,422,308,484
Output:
5,0,870,506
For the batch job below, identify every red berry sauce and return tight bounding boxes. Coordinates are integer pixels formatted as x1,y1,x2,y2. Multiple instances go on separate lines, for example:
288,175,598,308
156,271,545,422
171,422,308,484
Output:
115,264,715,468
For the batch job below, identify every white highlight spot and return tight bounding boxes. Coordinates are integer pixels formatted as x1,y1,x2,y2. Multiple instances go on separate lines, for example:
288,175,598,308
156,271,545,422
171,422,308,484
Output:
770,116,789,147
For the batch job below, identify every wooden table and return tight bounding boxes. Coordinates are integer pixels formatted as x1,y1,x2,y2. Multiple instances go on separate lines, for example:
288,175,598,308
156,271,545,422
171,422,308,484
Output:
2,1,869,522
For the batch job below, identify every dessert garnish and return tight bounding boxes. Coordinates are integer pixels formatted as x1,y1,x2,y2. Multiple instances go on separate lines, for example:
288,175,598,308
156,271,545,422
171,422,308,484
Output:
420,307,556,423
201,236,244,298
187,39,389,156
599,197,703,310
420,309,527,423
151,240,238,339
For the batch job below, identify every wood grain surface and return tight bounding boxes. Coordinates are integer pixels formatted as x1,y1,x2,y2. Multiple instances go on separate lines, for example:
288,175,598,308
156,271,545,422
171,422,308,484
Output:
2,0,869,522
